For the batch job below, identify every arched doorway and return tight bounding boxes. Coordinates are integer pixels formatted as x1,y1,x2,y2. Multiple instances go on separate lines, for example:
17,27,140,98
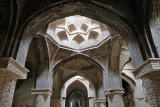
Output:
69,91,85,107
122,79,135,107
66,80,89,107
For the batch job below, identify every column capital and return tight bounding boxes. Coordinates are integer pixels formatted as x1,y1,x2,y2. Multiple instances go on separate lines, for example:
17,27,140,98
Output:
0,57,29,79
105,89,125,107
132,58,160,79
88,97,94,99
31,89,53,95
62,97,66,99
104,89,124,96
94,99,106,103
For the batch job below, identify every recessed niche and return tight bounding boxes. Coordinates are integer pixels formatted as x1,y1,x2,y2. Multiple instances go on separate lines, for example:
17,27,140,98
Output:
68,24,77,33
88,31,99,40
80,23,89,33
57,31,68,41
73,34,85,44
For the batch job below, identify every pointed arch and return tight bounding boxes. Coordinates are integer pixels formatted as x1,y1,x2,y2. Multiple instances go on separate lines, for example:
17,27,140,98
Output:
53,54,104,77
61,76,96,98
14,1,145,69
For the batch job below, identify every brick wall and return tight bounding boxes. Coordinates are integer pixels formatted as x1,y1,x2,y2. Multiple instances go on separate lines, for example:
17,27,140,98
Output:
143,72,160,107
0,71,17,107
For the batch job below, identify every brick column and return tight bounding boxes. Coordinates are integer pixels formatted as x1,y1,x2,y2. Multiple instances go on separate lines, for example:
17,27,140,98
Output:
0,58,29,107
133,58,160,107
105,89,124,107
94,99,106,107
31,89,52,107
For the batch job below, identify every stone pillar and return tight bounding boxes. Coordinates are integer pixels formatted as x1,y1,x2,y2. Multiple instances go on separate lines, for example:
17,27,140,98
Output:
89,97,94,107
133,58,160,107
0,58,29,107
95,99,106,107
105,89,124,107
51,99,61,107
31,89,52,107
60,97,66,107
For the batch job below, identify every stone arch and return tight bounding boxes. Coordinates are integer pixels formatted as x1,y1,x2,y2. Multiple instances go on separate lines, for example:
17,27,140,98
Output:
60,73,96,92
121,71,136,107
122,79,135,107
52,54,104,99
12,34,50,106
121,60,136,90
16,33,50,66
121,60,134,80
69,91,86,107
121,74,136,91
60,73,104,99
66,80,88,107
14,34,50,89
53,54,104,77
14,1,145,69
121,60,150,106
23,34,50,89
61,76,96,99
66,79,88,97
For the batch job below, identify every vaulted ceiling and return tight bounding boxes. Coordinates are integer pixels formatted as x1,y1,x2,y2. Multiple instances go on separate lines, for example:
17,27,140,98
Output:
1,0,160,59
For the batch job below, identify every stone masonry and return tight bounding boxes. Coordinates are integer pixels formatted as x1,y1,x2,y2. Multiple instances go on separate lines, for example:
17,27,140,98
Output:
0,71,17,107
31,89,52,107
0,58,29,107
143,72,160,107
94,99,106,107
105,89,125,107
133,58,160,107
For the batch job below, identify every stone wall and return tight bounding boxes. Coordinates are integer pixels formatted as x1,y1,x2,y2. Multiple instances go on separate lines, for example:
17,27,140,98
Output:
122,61,150,107
0,71,17,107
51,99,61,107
108,94,124,107
143,72,160,107
13,78,35,107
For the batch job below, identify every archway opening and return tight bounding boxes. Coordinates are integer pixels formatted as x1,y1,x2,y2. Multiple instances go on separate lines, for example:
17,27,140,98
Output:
14,12,146,107
69,91,85,107
2,1,159,107
66,80,88,107
122,79,135,107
